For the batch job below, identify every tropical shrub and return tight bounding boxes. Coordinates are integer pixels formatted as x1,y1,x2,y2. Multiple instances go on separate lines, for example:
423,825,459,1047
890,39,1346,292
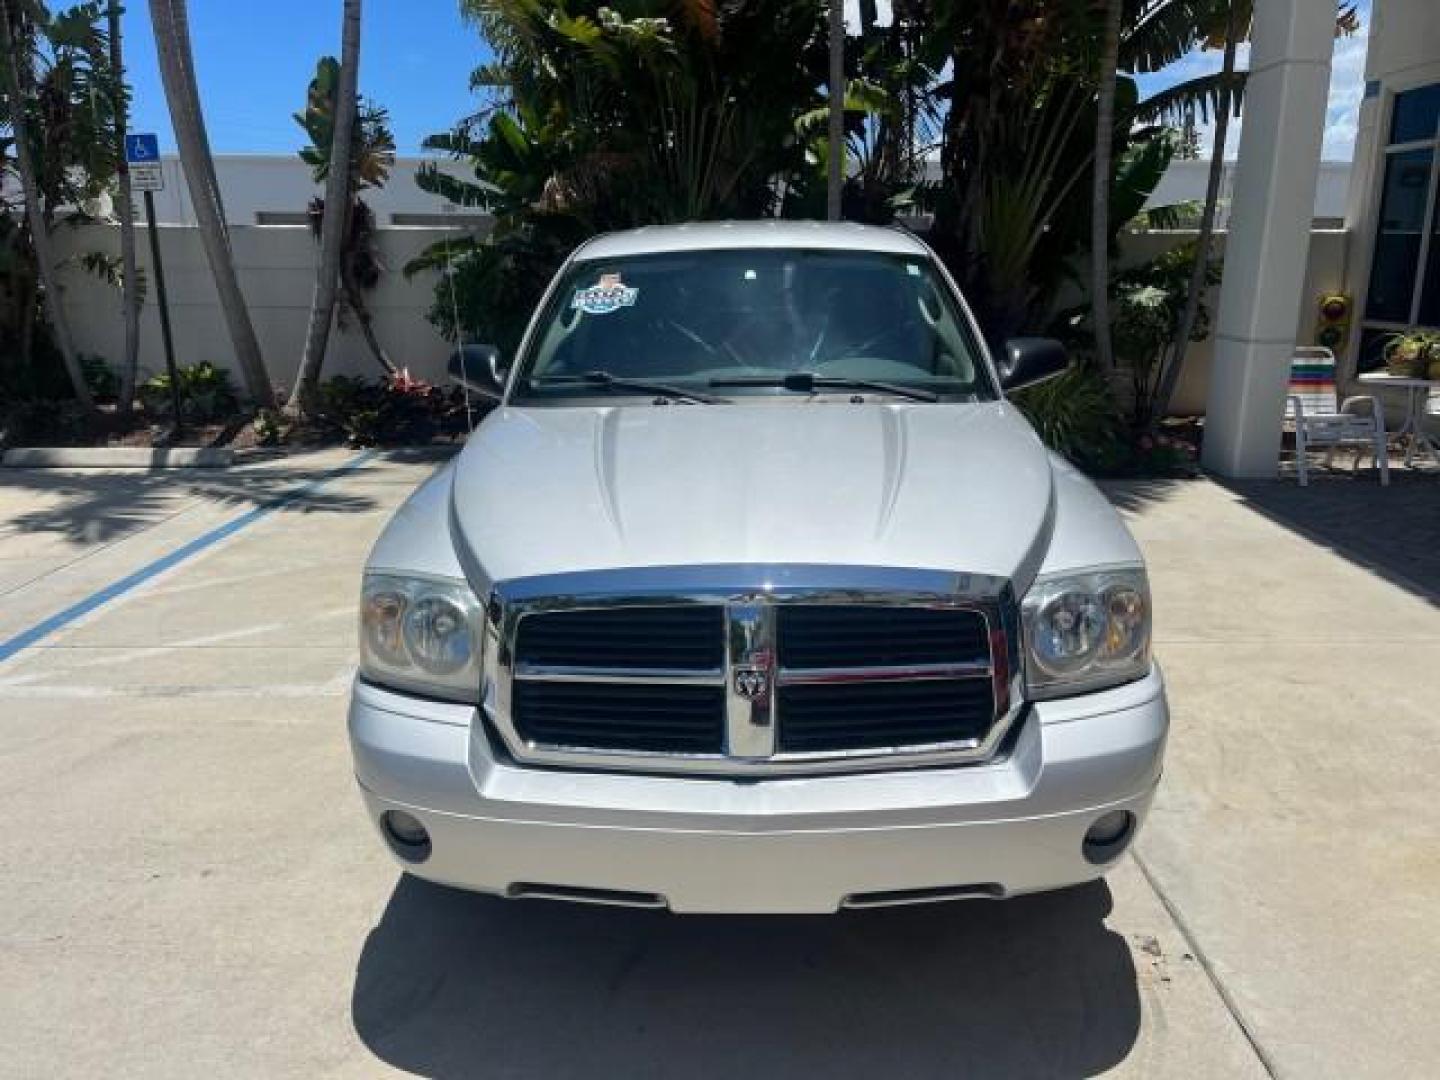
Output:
138,362,239,423
406,0,829,352
312,371,470,446
1109,240,1222,427
408,0,1222,360
0,1,126,404
0,398,92,447
80,353,117,402
251,407,286,448
1014,365,1122,469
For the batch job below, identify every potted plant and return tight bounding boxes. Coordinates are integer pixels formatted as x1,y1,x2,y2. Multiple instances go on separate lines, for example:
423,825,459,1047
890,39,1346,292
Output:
1384,330,1440,379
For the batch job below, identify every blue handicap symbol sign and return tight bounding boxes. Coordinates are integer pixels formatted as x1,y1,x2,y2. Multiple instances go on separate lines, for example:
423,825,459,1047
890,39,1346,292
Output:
125,133,160,163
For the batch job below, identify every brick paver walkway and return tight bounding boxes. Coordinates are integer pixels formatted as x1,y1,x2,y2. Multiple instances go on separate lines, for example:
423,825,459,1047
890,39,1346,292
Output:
1224,460,1440,603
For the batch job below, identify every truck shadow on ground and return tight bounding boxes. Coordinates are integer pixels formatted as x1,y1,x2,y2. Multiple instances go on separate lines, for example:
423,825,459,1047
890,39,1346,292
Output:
352,875,1139,1079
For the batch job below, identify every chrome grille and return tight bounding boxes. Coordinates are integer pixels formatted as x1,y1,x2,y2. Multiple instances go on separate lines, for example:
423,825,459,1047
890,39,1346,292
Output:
487,565,1022,776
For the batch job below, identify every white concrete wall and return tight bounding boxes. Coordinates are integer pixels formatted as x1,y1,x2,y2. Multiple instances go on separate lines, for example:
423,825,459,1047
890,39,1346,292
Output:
52,223,489,391
126,155,484,228
50,219,1346,415
1145,160,1352,227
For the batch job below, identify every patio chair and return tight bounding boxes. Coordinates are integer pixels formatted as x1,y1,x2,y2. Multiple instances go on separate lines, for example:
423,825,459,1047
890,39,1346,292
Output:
1284,346,1389,486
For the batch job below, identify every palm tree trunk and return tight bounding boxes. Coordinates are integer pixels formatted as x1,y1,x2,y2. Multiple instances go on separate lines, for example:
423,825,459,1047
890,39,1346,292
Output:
147,0,270,406
343,272,397,376
826,0,844,220
167,0,226,224
1149,0,1240,428
109,0,141,418
288,0,362,414
1090,0,1122,376
0,0,96,412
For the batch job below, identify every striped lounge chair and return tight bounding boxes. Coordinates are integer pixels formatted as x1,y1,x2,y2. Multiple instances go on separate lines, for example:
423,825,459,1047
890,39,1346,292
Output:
1284,346,1389,486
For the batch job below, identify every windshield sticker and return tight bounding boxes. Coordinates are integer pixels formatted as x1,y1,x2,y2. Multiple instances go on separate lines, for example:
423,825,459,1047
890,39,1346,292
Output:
572,274,639,315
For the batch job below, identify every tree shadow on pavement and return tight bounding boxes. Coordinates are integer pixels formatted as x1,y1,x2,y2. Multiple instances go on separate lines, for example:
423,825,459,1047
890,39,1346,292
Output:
352,876,1139,1079
1097,476,1194,517
1216,470,1440,606
0,458,401,547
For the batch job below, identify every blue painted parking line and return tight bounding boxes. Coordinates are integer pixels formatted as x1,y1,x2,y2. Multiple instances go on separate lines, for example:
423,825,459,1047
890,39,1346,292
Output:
0,450,377,664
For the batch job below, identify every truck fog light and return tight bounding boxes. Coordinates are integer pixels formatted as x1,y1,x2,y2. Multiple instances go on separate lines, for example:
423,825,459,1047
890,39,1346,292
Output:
1082,810,1134,864
381,809,432,863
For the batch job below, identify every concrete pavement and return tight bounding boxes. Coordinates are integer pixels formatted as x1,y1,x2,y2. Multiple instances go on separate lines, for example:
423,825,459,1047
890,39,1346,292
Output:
1112,476,1440,1080
1,451,1434,1077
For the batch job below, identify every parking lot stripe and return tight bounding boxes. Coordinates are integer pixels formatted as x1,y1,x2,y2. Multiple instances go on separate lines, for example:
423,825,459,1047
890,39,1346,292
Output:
0,450,377,665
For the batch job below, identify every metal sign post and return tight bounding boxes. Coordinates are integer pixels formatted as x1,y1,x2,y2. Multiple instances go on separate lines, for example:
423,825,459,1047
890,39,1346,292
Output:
125,134,182,424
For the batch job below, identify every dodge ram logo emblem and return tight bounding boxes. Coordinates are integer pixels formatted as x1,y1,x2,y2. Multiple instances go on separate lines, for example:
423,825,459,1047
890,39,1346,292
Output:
732,665,769,701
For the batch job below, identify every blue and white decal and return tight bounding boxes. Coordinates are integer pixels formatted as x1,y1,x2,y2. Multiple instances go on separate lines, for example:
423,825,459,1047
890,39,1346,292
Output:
572,274,639,315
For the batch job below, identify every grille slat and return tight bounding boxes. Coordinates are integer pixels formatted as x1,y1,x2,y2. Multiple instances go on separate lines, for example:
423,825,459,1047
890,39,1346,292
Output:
778,679,994,752
778,606,988,668
516,606,724,670
514,682,724,753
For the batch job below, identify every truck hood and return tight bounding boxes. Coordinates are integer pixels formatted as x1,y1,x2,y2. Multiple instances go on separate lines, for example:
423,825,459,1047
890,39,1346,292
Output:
449,401,1055,587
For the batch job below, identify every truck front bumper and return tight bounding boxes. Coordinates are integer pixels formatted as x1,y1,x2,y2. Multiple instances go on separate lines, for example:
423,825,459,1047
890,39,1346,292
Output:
348,667,1167,914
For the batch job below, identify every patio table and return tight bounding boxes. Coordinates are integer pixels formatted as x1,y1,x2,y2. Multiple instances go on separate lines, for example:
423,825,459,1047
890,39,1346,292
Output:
1358,372,1440,467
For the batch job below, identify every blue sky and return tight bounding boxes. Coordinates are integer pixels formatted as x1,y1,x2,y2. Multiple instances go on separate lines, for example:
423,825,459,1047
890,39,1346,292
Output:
1130,0,1372,161
123,0,487,155
127,0,1370,162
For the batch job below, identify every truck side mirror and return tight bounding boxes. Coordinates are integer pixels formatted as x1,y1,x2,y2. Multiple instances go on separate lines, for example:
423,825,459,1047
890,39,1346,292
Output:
448,345,509,399
998,338,1070,392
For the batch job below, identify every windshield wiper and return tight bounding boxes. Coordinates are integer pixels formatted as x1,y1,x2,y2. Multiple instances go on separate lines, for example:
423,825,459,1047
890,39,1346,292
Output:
532,370,725,404
709,372,939,403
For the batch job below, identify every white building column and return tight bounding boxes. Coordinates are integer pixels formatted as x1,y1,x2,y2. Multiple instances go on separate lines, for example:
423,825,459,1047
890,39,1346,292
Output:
1202,0,1335,478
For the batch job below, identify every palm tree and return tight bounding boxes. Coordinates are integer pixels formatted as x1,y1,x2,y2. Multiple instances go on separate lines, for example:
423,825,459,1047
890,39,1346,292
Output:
146,0,270,405
826,0,843,220
1090,0,1123,376
1148,0,1239,427
294,81,396,378
0,0,95,411
107,0,140,416
288,0,362,414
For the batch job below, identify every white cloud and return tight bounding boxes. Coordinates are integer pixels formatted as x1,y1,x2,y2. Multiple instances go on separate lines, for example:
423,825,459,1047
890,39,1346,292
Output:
1322,20,1370,159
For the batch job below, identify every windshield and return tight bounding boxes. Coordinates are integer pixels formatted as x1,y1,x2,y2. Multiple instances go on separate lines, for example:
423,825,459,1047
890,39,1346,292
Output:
511,248,996,403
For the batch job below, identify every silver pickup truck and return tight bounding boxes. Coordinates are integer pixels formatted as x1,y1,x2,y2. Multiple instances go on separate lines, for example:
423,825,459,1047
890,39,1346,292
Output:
347,221,1166,914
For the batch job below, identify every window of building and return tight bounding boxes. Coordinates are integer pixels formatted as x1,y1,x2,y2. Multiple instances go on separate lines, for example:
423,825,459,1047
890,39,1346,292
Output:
254,210,311,226
1361,82,1440,368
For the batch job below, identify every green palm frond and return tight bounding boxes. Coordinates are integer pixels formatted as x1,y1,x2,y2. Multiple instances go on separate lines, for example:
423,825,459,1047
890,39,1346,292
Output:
1135,69,1245,125
414,162,495,208
1121,0,1207,74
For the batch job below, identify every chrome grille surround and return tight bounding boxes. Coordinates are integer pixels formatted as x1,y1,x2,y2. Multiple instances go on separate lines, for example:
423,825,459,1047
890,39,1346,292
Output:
482,564,1024,777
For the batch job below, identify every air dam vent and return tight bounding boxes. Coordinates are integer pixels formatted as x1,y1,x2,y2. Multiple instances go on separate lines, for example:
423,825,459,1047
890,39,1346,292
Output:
841,883,1004,909
507,883,668,908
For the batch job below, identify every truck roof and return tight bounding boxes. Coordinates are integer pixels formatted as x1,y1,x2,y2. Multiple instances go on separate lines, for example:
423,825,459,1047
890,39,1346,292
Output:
573,220,933,261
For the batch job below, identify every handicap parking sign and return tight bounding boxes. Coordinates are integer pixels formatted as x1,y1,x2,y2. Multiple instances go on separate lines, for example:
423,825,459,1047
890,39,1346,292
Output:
124,133,164,191
125,133,160,163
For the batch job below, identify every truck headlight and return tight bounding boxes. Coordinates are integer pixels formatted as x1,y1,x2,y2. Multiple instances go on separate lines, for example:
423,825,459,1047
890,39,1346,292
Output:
360,573,484,702
1021,568,1150,698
